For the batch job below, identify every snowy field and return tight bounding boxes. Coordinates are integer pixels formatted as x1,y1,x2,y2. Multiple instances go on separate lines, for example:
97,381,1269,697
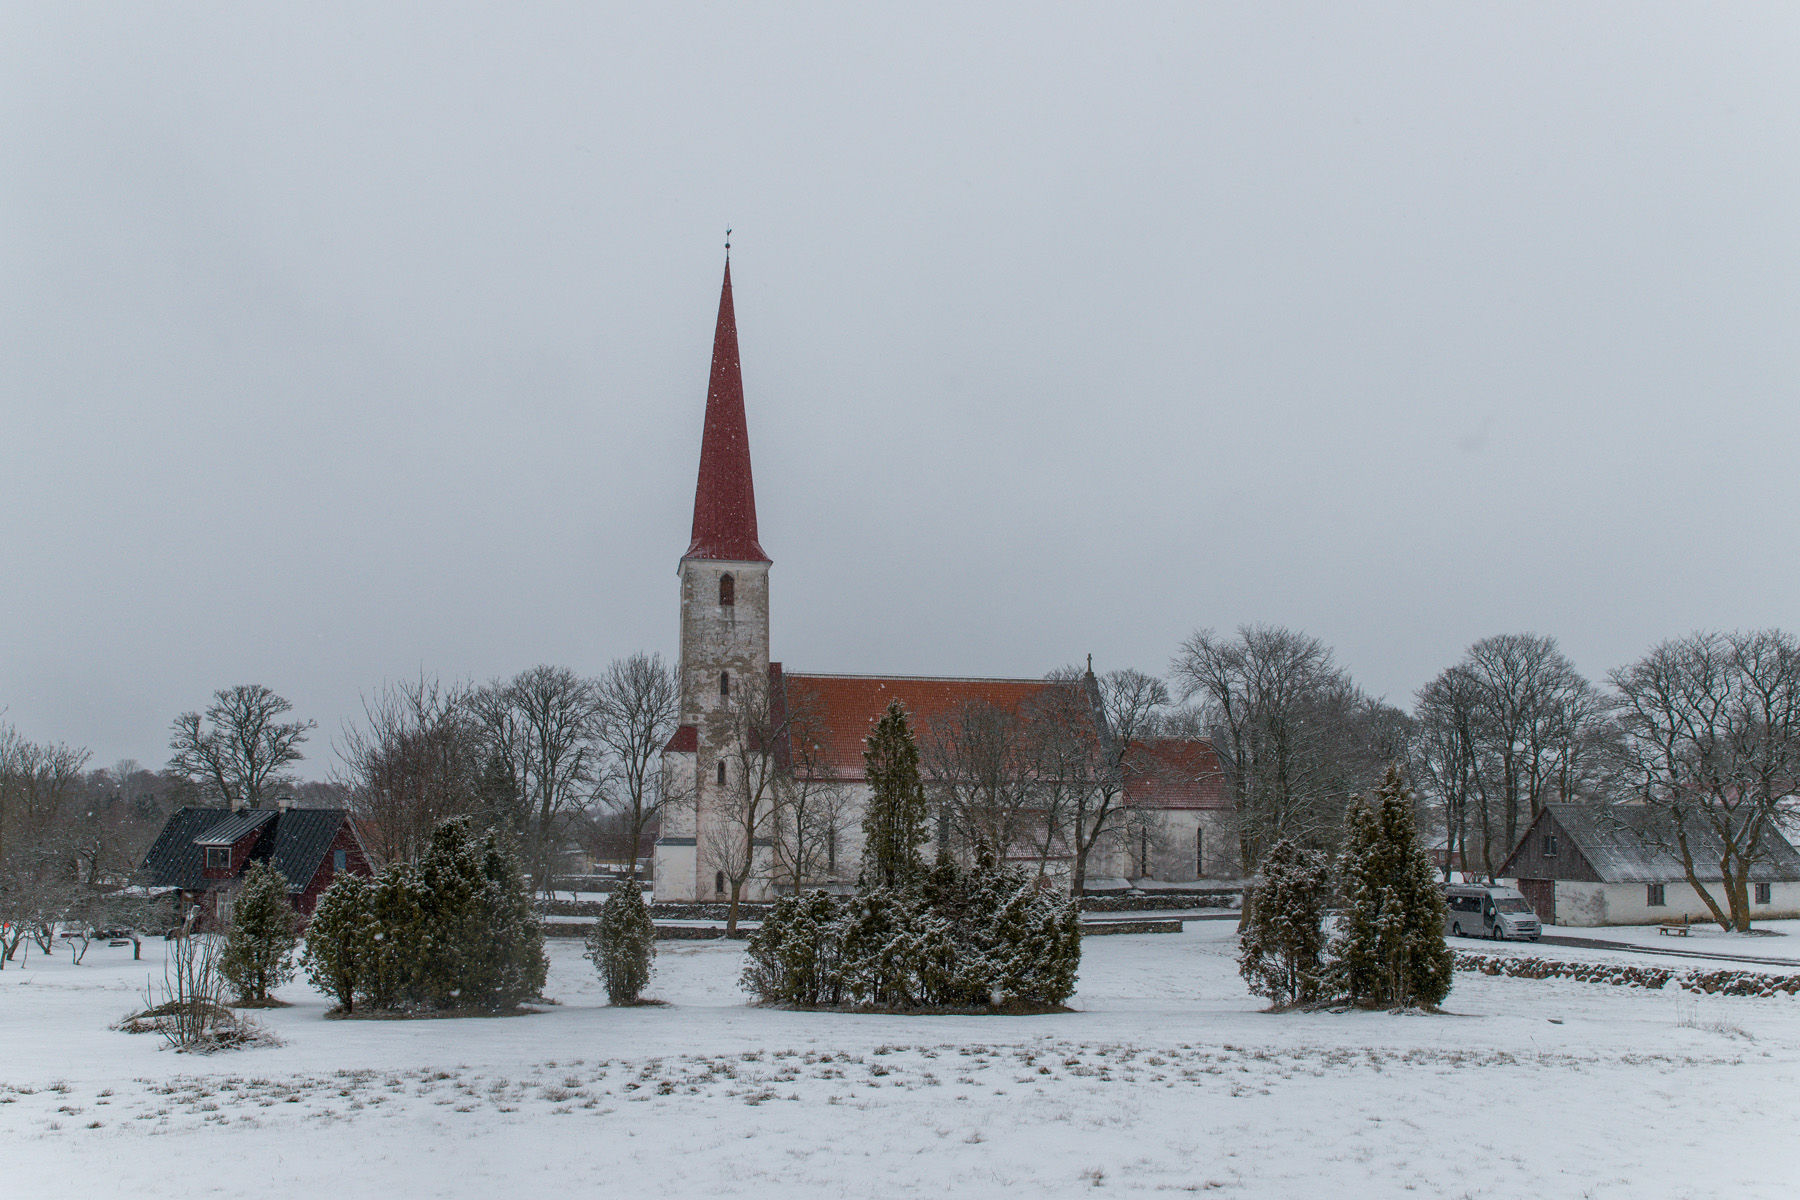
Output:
4,924,1799,1198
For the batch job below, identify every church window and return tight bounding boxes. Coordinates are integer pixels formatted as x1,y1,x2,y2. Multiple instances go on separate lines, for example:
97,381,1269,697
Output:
715,870,726,896
827,828,837,873
1139,829,1151,878
720,671,730,697
717,761,726,786
719,573,735,606
1195,828,1204,877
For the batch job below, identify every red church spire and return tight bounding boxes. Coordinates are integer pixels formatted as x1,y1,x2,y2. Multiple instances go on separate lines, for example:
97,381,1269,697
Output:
685,255,769,562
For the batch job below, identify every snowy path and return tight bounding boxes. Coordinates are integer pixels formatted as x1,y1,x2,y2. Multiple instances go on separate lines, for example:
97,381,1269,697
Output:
3,924,1798,1197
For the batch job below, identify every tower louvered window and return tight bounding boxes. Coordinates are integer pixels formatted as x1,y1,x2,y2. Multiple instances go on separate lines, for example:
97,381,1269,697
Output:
720,671,730,697
719,573,734,606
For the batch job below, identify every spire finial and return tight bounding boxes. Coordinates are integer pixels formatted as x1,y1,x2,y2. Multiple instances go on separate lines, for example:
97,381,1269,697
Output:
725,227,732,257
1086,653,1094,675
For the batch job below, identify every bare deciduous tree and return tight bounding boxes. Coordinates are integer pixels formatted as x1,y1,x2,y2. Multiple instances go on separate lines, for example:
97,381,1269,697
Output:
1045,666,1171,895
168,685,314,811
336,675,482,865
703,671,803,934
1610,629,1800,931
920,699,1034,863
768,722,854,895
472,666,602,895
591,653,682,881
1172,625,1396,873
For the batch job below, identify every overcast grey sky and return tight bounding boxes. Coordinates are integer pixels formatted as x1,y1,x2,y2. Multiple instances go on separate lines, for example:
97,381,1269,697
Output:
3,4,1796,777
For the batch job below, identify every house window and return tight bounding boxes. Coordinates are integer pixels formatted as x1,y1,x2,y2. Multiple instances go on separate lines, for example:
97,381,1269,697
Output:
1647,883,1666,907
719,573,734,606
1543,833,1558,857
333,849,347,872
715,870,726,896
720,671,730,698
717,761,726,786
205,846,231,870
1755,882,1772,905
1195,828,1204,877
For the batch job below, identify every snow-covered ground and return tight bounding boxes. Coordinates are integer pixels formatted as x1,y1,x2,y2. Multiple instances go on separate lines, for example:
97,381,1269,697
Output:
1544,920,1800,962
4,924,1798,1198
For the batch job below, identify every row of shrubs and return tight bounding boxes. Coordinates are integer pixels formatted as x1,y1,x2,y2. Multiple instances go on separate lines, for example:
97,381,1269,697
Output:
1238,766,1455,1011
302,818,548,1014
1457,952,1800,998
741,851,1080,1010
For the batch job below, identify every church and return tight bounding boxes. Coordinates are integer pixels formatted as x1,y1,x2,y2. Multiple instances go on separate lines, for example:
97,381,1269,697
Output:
653,259,1237,902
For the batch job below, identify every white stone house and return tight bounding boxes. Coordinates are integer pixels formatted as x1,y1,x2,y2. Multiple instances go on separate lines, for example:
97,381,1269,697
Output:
1500,802,1800,927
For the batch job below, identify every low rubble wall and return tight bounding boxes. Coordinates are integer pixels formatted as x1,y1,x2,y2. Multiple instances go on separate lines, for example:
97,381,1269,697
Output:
1456,951,1800,998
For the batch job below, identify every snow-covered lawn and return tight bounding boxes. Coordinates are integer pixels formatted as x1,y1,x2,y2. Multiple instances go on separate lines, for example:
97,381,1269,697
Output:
1544,919,1800,961
4,924,1798,1198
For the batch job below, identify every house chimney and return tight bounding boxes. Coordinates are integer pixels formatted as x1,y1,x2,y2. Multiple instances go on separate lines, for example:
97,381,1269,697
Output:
276,794,294,811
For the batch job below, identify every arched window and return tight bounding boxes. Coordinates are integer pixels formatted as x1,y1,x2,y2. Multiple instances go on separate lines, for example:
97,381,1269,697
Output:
1195,827,1205,877
717,761,726,786
715,870,726,896
719,573,735,606
720,670,730,697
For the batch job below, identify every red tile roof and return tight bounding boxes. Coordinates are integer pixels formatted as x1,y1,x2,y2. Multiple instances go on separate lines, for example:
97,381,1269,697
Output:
779,669,1064,779
684,258,768,563
1121,738,1230,810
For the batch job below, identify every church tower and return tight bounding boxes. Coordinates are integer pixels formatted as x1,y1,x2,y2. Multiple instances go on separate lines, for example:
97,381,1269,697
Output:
655,256,772,901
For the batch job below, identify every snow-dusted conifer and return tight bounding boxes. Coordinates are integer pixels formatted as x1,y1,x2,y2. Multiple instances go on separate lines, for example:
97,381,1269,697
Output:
218,860,298,1003
742,891,843,1006
586,882,656,1005
364,860,429,1010
860,701,930,890
1238,837,1331,1007
470,826,548,1008
1334,765,1453,1009
301,870,377,1013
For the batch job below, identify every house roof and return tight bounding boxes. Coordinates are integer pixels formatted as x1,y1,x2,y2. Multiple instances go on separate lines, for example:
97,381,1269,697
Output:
1506,803,1800,884
194,809,276,846
1121,738,1230,810
138,806,358,894
778,669,1067,779
684,257,768,563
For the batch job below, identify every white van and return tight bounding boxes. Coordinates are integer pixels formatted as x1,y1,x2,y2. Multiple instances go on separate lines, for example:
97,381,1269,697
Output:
1442,884,1541,942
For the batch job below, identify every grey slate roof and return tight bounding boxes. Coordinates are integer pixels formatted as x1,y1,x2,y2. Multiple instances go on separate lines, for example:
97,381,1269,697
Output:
138,807,354,894
1536,802,1800,884
193,809,276,845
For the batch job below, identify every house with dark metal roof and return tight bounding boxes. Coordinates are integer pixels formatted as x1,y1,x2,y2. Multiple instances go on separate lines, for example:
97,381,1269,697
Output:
137,804,374,928
1499,802,1800,926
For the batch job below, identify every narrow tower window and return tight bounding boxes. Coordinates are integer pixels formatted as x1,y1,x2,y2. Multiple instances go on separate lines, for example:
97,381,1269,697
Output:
715,870,726,896
717,761,726,786
719,573,735,606
720,670,730,697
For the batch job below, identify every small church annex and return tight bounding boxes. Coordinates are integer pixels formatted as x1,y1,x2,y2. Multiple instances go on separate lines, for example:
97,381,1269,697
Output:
654,259,1237,902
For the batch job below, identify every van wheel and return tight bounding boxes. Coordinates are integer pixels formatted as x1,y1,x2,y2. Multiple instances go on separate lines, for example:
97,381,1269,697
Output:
1452,923,1463,938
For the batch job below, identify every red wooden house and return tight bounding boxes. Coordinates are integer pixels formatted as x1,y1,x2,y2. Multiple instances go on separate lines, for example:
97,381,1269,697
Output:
137,805,374,928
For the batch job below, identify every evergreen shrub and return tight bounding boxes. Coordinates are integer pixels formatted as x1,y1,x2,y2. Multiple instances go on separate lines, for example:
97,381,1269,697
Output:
303,817,547,1015
741,851,1080,1011
585,882,656,1004
218,861,299,1003
1237,837,1332,1007
301,871,377,1013
1332,765,1454,1009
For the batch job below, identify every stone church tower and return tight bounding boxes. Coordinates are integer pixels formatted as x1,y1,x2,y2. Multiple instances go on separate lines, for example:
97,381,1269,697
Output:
654,257,773,901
